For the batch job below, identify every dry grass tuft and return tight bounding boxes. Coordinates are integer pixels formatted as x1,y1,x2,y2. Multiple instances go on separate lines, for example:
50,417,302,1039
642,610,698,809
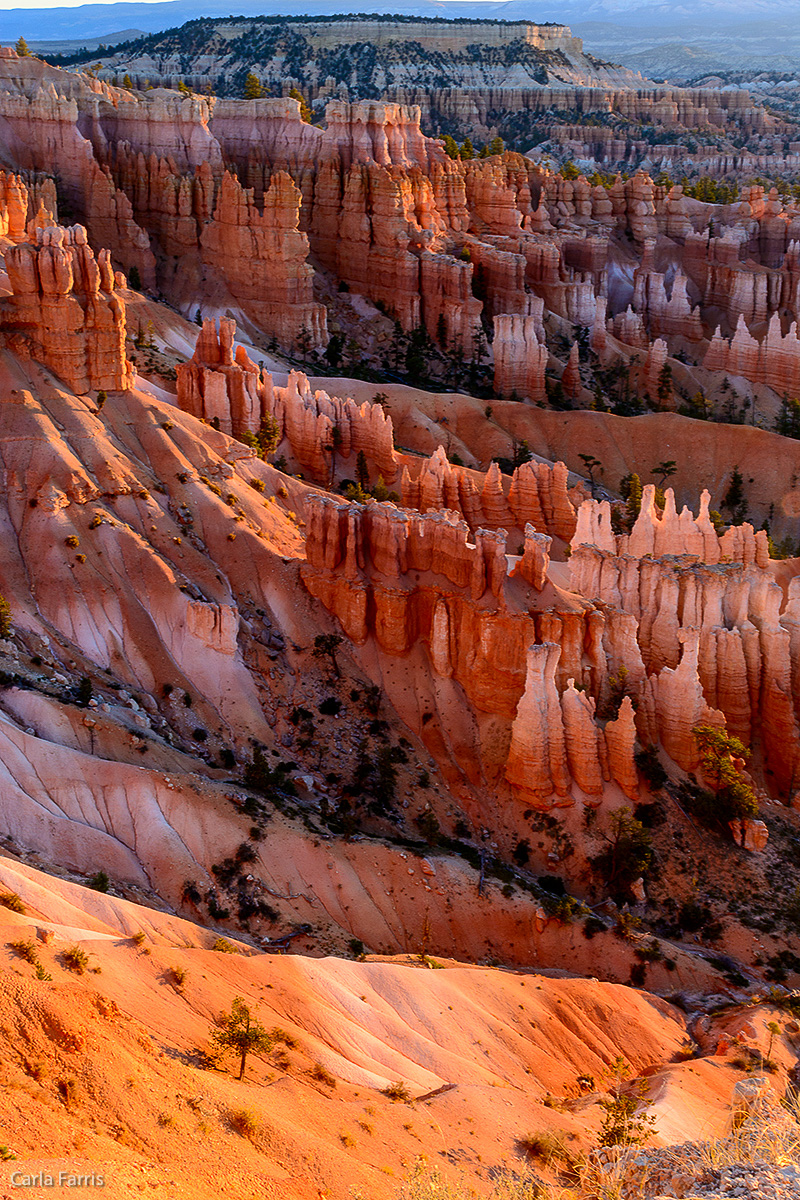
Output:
228,1107,259,1139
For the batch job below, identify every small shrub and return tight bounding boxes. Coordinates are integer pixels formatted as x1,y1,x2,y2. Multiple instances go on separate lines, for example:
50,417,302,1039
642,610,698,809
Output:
229,1107,259,1138
211,938,241,954
0,596,11,640
312,1062,337,1088
339,1130,356,1148
65,535,80,548
382,1080,412,1103
598,1060,656,1146
62,945,90,974
35,963,52,981
0,891,25,914
57,1078,77,1107
170,966,187,989
8,939,38,964
634,939,663,963
131,931,146,947
635,744,667,789
519,1130,577,1168
88,870,109,893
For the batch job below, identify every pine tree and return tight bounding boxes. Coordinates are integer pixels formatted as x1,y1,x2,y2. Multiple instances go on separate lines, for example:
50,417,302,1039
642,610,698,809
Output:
122,74,133,89
722,466,746,523
212,997,273,1080
442,134,459,160
693,724,759,828
15,37,30,58
776,395,800,439
489,136,504,156
625,472,643,526
243,72,264,100
459,138,474,160
435,312,447,347
289,87,311,122
651,460,677,489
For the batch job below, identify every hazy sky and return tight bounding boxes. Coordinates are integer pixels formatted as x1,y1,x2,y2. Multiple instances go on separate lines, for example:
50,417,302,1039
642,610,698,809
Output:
0,0,167,7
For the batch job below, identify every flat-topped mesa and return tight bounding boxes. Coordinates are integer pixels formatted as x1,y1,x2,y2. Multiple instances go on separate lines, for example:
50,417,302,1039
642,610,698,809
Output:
570,486,770,568
258,19,581,54
492,314,547,403
1,223,133,393
401,446,577,542
176,320,397,482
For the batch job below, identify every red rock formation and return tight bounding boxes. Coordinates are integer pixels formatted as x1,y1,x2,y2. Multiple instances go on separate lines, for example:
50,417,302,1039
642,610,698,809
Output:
85,160,157,290
572,487,768,569
505,643,571,807
302,494,543,715
401,448,577,541
269,371,398,484
201,171,327,350
653,630,725,770
176,317,261,436
493,314,547,402
177,320,397,482
560,680,604,796
516,524,551,591
704,312,800,396
604,696,639,800
0,169,30,241
420,251,483,354
562,342,581,397
2,224,133,393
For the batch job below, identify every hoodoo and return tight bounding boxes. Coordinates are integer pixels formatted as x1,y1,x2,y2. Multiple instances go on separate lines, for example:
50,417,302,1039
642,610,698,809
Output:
0,18,798,1200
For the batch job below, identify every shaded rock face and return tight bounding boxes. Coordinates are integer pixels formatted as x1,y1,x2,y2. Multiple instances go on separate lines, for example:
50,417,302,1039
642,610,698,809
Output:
2,223,133,394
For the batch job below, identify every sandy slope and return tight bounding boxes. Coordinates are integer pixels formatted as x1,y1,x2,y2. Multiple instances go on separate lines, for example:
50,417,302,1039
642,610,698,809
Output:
0,856,773,1200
